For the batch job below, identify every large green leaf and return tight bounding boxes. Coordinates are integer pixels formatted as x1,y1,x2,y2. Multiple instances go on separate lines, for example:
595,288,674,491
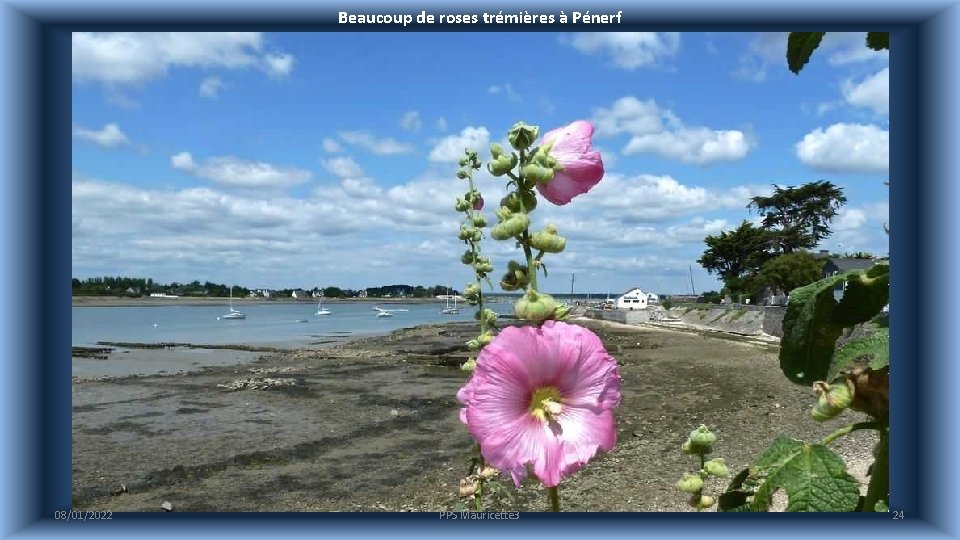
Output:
780,267,888,385
832,263,889,328
866,32,889,51
787,32,826,74
779,272,850,384
719,437,861,512
827,328,890,381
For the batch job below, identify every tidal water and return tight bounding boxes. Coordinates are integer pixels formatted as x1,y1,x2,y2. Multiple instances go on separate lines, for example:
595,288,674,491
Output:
71,301,514,347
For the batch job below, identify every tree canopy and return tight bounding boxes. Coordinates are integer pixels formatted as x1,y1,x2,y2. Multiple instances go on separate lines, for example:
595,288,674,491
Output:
748,180,846,254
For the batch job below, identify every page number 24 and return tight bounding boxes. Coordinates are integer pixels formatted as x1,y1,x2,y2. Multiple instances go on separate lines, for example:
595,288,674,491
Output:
892,510,905,520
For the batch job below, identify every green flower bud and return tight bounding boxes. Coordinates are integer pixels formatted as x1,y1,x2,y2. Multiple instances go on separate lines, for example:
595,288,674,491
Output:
521,163,555,184
688,494,715,509
490,143,504,159
460,357,477,372
499,262,528,291
495,206,513,221
553,303,571,320
676,473,704,494
688,425,717,447
456,169,469,180
472,214,487,228
477,330,495,346
507,121,539,152
529,224,567,253
514,290,565,323
474,259,493,275
488,154,517,177
466,339,481,351
461,250,476,265
811,380,855,421
457,225,472,241
500,192,537,213
475,309,498,326
682,440,712,455
458,158,468,167
703,458,729,478
455,198,470,212
463,283,481,304
490,214,530,241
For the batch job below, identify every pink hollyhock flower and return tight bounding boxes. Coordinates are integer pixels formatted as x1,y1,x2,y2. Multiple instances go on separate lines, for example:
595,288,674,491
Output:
457,320,621,487
473,195,484,211
535,120,604,206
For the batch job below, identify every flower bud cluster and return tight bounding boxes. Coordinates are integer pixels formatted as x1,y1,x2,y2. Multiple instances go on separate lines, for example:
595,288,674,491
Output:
676,425,728,512
453,148,498,371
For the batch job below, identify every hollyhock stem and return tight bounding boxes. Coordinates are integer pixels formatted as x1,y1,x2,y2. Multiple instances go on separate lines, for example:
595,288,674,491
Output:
464,175,490,338
547,486,561,512
516,149,539,292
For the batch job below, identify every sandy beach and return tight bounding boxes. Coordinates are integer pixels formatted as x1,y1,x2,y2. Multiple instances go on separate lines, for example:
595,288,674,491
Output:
71,317,876,512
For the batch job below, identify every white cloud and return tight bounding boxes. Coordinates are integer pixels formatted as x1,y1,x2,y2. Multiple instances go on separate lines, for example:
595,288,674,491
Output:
73,123,130,148
592,97,753,165
338,131,413,155
322,138,343,153
623,128,751,165
72,32,295,85
834,208,867,231
488,83,521,102
199,76,226,99
842,67,888,115
563,32,680,70
399,111,422,132
428,126,490,162
436,117,448,132
795,123,889,172
322,156,364,179
263,53,294,77
171,152,312,189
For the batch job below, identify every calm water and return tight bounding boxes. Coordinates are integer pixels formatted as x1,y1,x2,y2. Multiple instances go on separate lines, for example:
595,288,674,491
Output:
72,301,514,347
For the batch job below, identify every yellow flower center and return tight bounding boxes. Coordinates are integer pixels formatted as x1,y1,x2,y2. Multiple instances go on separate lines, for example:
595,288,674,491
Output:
529,387,563,422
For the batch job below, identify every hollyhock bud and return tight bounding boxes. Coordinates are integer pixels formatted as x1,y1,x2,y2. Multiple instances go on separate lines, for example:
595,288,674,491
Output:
478,466,499,480
499,261,528,291
488,154,517,177
472,214,487,228
703,458,729,478
521,163,555,184
475,309,498,326
477,330,495,346
811,380,855,421
461,250,476,265
529,224,567,253
490,143,504,159
676,473,704,494
464,283,481,303
460,357,477,372
456,169,469,180
473,257,493,275
500,191,537,213
507,121,539,152
466,339,481,351
455,198,470,212
688,425,717,447
490,213,530,240
459,478,478,498
689,494,716,509
515,289,564,323
472,195,484,211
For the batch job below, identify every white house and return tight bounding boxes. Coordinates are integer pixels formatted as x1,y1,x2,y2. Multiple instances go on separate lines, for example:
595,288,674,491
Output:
616,287,649,310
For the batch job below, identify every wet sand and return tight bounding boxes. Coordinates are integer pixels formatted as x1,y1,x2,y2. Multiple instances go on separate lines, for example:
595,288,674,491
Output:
71,318,876,512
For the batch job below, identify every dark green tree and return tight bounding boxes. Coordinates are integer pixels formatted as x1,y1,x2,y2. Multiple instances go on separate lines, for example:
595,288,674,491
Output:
787,32,888,74
698,221,773,294
758,251,826,295
748,181,846,254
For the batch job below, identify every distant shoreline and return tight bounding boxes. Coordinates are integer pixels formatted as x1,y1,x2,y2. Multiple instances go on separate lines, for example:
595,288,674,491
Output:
71,296,447,307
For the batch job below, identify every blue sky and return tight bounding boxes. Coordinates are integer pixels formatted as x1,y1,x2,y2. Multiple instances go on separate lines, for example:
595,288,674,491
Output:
72,32,889,295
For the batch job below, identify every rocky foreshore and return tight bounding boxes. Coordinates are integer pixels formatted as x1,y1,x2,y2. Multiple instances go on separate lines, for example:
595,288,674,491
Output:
72,318,876,512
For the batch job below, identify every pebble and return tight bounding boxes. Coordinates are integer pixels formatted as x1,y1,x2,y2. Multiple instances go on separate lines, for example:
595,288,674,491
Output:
161,501,173,512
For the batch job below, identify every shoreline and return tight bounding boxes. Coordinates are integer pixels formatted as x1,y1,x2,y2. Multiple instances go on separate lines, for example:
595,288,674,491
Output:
72,295,452,307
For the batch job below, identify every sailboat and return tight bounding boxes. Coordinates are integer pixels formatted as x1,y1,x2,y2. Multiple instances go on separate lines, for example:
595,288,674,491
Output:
221,285,246,320
315,295,331,316
440,287,459,315
373,307,394,317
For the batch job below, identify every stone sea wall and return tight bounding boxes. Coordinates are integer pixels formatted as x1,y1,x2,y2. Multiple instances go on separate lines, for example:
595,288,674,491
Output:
586,305,787,338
